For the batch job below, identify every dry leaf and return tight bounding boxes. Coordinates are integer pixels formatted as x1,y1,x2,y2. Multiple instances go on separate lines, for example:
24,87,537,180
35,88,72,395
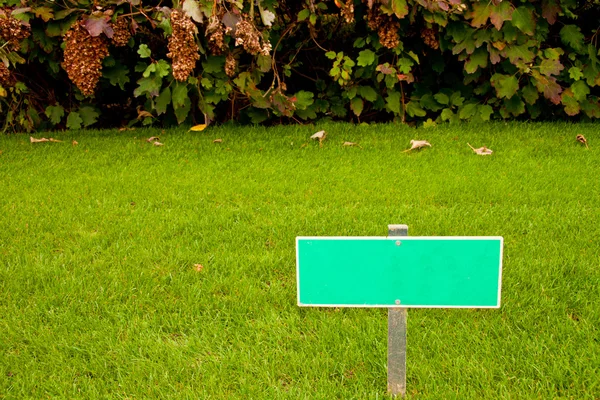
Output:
343,141,362,148
576,134,589,149
153,141,164,146
72,140,78,146
194,264,204,272
137,109,154,120
30,137,50,143
311,130,327,147
311,130,326,140
403,139,431,152
119,127,135,132
146,136,160,142
467,143,493,155
213,138,223,143
49,138,63,143
190,124,207,131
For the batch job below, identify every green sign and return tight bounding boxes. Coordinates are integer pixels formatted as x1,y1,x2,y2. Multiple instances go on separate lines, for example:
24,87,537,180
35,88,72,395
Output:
296,237,503,308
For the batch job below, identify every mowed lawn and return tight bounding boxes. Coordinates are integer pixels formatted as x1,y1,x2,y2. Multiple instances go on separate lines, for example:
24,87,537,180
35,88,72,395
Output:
0,122,598,399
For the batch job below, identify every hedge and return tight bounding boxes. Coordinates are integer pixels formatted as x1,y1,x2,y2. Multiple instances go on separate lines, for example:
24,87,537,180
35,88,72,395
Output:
0,0,599,132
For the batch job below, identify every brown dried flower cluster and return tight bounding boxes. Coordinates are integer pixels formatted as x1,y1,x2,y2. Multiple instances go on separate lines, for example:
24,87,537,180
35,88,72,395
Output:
206,16,226,55
0,62,15,87
110,18,131,47
0,8,30,51
366,9,400,49
225,53,237,77
167,10,200,82
421,28,439,50
234,19,271,56
62,21,109,96
341,0,355,24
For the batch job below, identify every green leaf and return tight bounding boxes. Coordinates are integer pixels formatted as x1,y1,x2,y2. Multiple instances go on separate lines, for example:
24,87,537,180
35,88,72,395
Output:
391,0,409,19
434,93,449,105
134,76,161,97
172,83,189,109
174,96,191,124
358,86,378,102
386,91,402,114
464,48,488,74
581,97,600,118
511,6,536,36
571,80,590,102
503,42,535,64
66,111,83,130
33,7,54,22
293,90,314,110
357,50,376,67
257,55,271,72
539,59,563,77
397,58,414,74
490,74,519,99
345,87,357,100
450,92,464,107
350,97,364,116
103,64,130,90
420,94,443,112
503,96,525,117
561,89,580,116
44,105,64,125
155,60,171,78
458,103,478,120
406,101,426,117
440,108,455,122
560,25,585,53
78,106,99,127
543,48,563,61
155,87,171,115
521,84,539,105
297,9,310,22
478,104,494,121
489,1,513,30
469,1,491,28
325,51,337,60
138,44,151,59
568,66,583,81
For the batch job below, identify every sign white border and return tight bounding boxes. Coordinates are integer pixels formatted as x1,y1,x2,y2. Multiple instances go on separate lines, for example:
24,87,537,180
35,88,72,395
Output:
296,236,504,309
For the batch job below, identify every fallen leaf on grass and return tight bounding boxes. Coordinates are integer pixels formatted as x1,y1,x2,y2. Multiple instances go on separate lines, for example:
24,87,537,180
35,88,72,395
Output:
153,141,164,146
343,141,362,148
146,136,160,143
30,137,63,143
190,124,207,131
311,130,326,140
576,134,589,149
402,139,431,153
311,130,326,147
213,138,223,143
119,127,135,132
72,140,78,146
467,143,493,155
194,264,204,272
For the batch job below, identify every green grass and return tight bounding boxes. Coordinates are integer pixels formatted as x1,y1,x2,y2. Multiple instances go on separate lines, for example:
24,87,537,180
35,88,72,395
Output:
0,122,599,399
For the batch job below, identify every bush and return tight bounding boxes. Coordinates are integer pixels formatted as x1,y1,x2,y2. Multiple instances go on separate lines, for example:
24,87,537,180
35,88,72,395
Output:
0,0,599,132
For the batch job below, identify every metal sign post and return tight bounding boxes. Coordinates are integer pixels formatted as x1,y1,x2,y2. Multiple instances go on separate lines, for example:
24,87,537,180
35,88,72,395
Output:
387,224,408,397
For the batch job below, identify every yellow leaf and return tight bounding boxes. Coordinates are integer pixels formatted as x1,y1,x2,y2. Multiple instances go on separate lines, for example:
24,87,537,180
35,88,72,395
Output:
190,124,207,131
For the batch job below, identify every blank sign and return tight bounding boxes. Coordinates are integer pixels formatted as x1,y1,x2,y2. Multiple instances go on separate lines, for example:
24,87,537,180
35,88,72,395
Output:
296,237,503,308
